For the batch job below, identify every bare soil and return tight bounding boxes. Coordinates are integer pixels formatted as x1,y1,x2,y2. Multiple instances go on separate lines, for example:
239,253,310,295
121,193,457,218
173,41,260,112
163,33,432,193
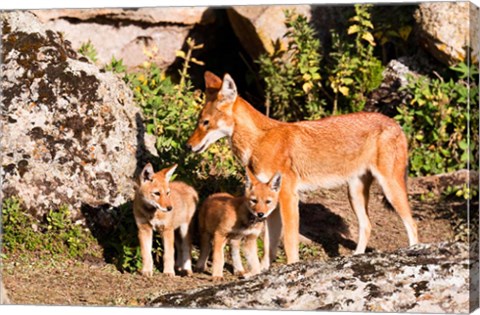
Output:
2,174,470,307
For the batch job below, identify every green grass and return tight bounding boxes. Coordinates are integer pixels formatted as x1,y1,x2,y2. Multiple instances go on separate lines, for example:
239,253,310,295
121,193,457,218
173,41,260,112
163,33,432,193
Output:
2,197,98,260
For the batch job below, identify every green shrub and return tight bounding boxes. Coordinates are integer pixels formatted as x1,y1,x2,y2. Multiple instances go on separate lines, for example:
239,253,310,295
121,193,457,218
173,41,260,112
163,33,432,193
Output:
444,184,478,201
104,56,126,74
124,37,242,195
2,197,94,259
257,5,383,120
45,206,93,258
370,5,417,63
328,4,384,113
257,10,326,121
395,62,479,176
100,203,143,273
78,40,98,63
2,197,43,252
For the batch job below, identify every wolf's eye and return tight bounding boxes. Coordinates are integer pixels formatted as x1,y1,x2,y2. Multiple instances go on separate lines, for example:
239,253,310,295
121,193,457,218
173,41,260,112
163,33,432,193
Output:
166,190,171,196
202,119,209,127
250,198,257,204
153,191,161,196
266,200,272,205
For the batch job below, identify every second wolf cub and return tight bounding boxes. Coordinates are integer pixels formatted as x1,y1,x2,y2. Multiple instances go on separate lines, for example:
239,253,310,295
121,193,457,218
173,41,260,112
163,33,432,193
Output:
134,163,198,277
196,169,282,280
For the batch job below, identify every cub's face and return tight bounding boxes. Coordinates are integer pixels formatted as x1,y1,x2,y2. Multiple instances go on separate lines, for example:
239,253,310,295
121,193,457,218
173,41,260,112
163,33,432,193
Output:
245,171,282,220
137,163,177,212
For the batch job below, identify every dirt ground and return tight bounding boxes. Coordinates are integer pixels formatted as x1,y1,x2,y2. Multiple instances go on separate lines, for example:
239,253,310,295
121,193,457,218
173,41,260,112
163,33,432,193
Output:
2,175,470,307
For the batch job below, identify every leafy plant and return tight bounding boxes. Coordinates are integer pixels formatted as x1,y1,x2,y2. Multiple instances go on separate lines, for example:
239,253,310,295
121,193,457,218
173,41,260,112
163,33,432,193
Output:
257,10,326,121
2,197,42,252
257,6,383,120
442,183,479,243
78,40,98,63
370,5,416,63
2,198,94,259
45,206,92,258
102,203,143,273
395,62,479,176
125,37,242,195
104,56,126,74
444,184,478,201
328,4,384,113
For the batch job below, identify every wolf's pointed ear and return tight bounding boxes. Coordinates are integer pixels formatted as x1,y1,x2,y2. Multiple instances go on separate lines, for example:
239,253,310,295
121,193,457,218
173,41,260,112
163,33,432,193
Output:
269,172,282,192
140,163,154,184
218,73,238,106
204,71,222,90
245,167,256,190
164,164,178,183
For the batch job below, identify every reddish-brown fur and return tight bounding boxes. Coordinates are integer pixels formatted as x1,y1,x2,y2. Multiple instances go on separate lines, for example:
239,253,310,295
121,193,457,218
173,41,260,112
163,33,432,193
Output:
134,163,198,277
196,170,281,279
187,71,418,266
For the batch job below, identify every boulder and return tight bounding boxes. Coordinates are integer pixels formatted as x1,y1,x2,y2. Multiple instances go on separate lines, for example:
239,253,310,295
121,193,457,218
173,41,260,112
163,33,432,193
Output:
414,2,479,66
364,58,416,116
364,54,438,116
29,7,215,69
227,5,311,60
1,11,157,220
151,242,471,313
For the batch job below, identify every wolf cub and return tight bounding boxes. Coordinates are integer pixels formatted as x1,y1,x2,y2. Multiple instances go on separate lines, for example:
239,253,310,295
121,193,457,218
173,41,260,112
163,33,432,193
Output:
134,163,198,277
196,169,282,280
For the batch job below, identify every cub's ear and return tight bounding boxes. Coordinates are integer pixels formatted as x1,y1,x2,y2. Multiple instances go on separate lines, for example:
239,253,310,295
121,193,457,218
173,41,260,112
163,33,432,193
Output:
204,71,222,90
269,172,282,192
244,167,257,191
218,73,238,107
140,163,154,184
164,164,178,183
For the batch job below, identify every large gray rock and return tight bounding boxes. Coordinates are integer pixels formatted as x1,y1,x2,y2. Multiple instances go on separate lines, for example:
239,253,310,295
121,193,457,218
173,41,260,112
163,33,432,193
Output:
364,58,417,116
227,5,311,60
1,11,156,220
414,2,479,66
151,242,471,313
30,7,215,69
364,54,439,116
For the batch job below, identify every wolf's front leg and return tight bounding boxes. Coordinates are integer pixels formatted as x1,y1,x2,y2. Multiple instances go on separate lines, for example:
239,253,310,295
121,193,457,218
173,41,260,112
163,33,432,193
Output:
162,228,175,277
138,224,154,277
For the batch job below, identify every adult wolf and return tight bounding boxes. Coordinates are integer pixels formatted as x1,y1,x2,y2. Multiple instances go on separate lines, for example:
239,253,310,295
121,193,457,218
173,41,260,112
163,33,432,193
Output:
186,71,418,267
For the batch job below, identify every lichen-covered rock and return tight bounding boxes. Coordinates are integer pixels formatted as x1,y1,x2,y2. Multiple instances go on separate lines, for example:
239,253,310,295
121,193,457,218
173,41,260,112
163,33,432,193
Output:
151,242,471,313
227,5,311,60
30,7,215,69
364,58,416,116
1,11,156,220
364,54,439,116
414,2,479,66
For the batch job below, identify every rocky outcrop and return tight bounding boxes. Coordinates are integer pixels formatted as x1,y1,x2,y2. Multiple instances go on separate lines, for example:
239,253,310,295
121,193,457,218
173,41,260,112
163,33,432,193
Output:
364,57,416,116
414,2,479,66
30,7,215,69
227,5,311,60
151,242,470,313
1,11,157,220
364,52,443,116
